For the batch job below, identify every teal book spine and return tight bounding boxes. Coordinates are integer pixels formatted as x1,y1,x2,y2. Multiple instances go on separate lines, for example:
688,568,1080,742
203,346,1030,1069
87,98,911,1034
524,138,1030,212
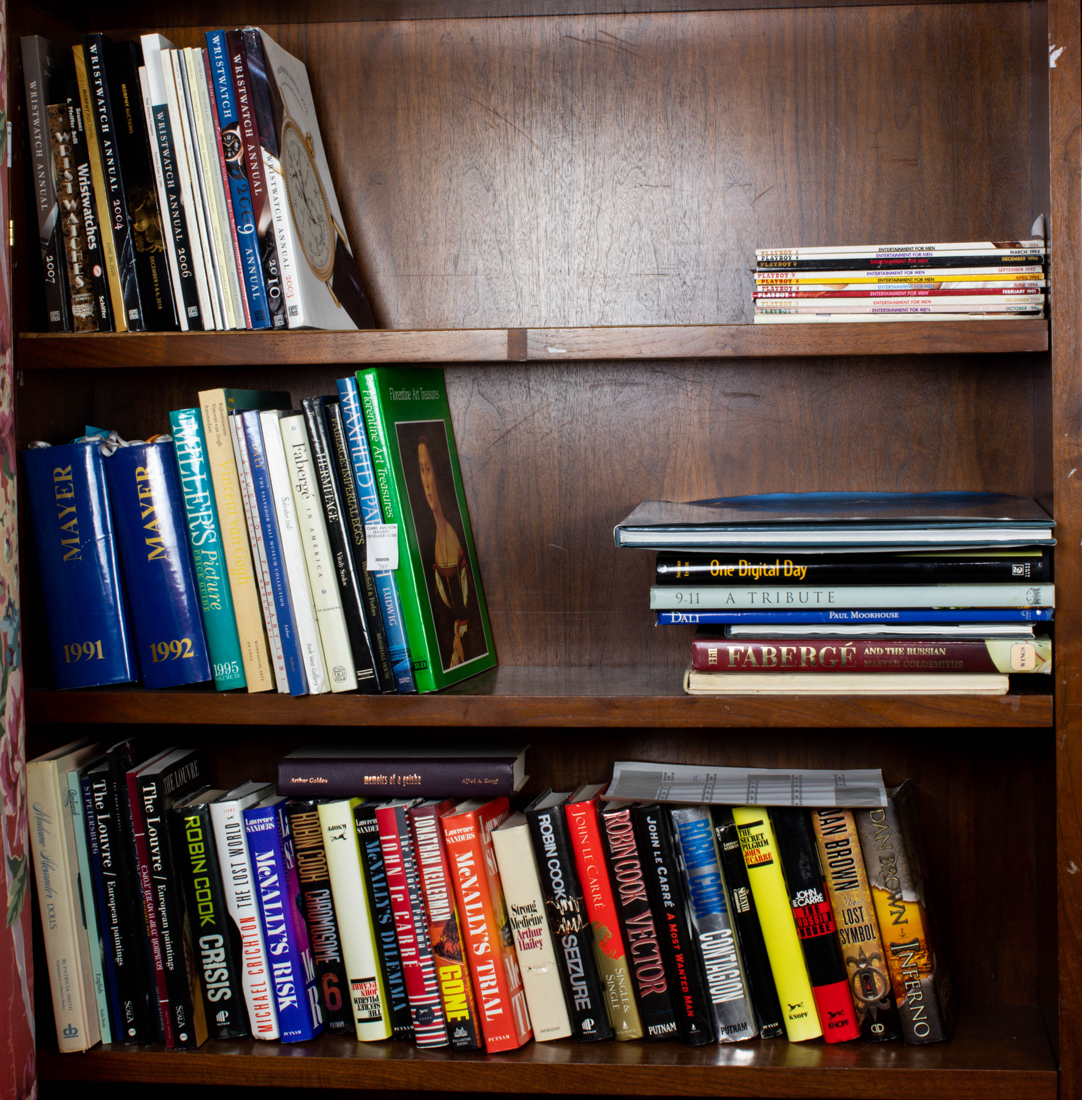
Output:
170,408,247,689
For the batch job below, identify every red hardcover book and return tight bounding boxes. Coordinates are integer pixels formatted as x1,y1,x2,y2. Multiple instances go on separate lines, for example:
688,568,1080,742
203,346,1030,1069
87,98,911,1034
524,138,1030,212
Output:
374,800,449,1048
440,797,532,1051
408,799,483,1050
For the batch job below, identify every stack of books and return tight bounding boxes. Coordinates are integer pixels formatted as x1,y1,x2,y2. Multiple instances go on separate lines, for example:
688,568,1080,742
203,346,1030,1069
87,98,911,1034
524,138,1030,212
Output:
21,27,373,334
29,744,955,1054
614,491,1056,694
21,368,497,696
752,238,1048,323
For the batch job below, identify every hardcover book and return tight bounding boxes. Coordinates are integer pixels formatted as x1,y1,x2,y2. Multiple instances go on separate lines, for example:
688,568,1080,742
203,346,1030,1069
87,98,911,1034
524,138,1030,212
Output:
50,99,97,331
658,607,1055,627
357,367,496,692
103,439,213,689
22,441,137,689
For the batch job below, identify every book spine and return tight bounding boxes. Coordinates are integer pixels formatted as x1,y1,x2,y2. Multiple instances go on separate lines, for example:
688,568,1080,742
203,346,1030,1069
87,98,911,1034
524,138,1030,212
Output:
209,797,280,1039
284,802,354,1034
812,808,903,1041
757,253,1046,270
244,805,322,1041
170,409,247,690
274,756,520,799
301,397,380,692
669,806,758,1042
491,819,572,1041
102,442,213,689
709,808,785,1039
855,791,954,1043
227,30,286,329
562,796,643,1039
770,807,860,1043
407,801,482,1049
658,607,1056,625
441,803,533,1051
633,805,716,1046
730,807,821,1041
598,805,680,1040
691,635,1052,674
197,390,273,691
20,443,137,689
170,803,249,1039
755,265,1046,281
353,805,413,1039
524,804,613,1042
230,410,289,692
325,399,397,692
279,412,357,692
260,409,329,694
316,800,393,1041
336,375,416,693
51,102,97,331
84,770,124,1037
375,803,449,1047
204,30,270,328
21,37,71,331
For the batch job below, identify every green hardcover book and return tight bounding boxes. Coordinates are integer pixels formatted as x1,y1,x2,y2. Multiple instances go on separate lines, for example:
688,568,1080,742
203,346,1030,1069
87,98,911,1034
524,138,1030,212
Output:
170,408,246,690
356,367,496,692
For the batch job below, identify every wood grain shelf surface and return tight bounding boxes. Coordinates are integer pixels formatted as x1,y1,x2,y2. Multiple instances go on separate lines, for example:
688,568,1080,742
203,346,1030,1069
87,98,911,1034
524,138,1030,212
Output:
16,320,1049,368
35,1004,1056,1098
27,666,1053,727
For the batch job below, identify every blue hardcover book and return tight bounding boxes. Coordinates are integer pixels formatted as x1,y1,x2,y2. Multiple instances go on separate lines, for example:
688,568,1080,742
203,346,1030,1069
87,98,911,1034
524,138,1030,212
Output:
244,797,324,1043
237,410,308,696
336,376,416,693
103,441,212,688
22,441,137,688
205,29,271,329
656,607,1056,625
170,409,246,690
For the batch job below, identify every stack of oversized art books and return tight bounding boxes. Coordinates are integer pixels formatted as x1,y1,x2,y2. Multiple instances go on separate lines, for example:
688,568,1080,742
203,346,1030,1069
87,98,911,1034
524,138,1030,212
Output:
614,491,1055,694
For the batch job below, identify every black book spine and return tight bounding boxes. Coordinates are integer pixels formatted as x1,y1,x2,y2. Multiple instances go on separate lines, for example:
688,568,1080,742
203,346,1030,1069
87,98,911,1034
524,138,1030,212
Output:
598,804,680,1040
20,36,71,331
284,800,354,1035
170,802,249,1038
82,34,145,331
86,765,126,1036
634,804,716,1046
65,83,112,330
103,38,177,331
353,803,414,1040
524,802,613,1042
710,807,785,1039
655,549,1052,585
301,396,379,693
325,399,396,692
49,102,97,332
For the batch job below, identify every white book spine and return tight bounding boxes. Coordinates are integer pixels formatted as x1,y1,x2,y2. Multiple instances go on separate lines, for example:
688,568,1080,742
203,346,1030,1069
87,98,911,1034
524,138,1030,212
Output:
209,796,280,1039
230,412,289,691
265,150,304,328
260,409,330,694
27,748,102,1052
280,412,357,692
650,583,1055,610
491,818,572,1041
317,800,392,1040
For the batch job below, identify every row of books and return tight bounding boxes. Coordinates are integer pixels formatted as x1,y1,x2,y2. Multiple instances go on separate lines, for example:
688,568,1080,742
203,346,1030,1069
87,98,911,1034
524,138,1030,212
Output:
751,238,1048,323
21,27,372,334
23,367,496,696
30,739,951,1055
614,491,1055,693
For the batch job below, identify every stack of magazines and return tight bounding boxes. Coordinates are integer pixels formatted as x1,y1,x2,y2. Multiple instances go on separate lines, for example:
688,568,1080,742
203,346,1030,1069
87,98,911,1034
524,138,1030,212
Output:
752,238,1047,323
613,491,1056,694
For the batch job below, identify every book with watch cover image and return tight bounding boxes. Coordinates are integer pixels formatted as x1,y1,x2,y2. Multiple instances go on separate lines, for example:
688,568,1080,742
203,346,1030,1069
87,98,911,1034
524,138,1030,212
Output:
254,28,375,331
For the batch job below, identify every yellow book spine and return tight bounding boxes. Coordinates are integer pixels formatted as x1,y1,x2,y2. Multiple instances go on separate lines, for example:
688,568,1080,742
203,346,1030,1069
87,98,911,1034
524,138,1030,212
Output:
731,806,821,1041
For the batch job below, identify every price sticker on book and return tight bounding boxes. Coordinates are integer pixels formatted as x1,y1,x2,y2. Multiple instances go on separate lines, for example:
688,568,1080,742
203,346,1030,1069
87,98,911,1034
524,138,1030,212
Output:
366,525,398,571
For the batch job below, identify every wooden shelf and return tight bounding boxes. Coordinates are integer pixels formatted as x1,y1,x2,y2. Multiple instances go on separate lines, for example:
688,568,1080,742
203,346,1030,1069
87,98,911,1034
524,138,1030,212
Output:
26,667,1053,727
34,1004,1056,1098
15,320,1050,368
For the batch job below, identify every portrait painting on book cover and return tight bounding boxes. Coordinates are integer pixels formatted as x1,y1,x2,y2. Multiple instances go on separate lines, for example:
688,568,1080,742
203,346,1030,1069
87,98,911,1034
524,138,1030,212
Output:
396,419,489,674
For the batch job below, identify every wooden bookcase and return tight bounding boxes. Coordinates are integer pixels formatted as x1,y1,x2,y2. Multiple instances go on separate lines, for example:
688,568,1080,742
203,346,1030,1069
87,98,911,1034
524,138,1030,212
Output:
12,0,1080,1096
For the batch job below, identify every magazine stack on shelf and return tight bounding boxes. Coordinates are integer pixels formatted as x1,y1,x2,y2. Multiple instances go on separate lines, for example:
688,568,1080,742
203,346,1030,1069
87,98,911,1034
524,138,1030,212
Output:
613,491,1055,694
752,237,1048,323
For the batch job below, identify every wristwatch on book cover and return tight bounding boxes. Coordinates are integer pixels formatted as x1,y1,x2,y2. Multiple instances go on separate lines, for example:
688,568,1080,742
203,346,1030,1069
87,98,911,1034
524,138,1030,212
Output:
280,114,375,329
